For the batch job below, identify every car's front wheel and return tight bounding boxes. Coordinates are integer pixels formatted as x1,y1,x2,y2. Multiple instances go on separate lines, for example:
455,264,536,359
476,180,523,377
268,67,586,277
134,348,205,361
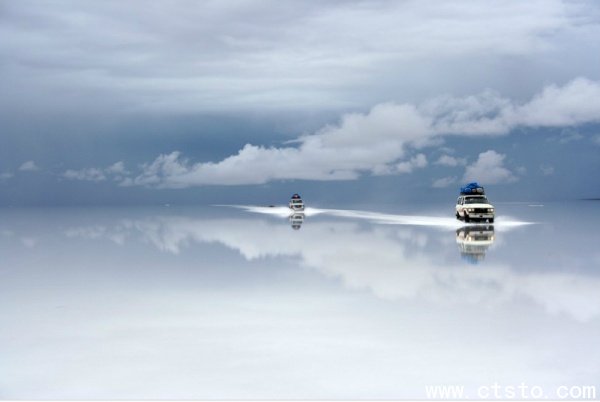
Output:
464,214,470,223
489,218,494,223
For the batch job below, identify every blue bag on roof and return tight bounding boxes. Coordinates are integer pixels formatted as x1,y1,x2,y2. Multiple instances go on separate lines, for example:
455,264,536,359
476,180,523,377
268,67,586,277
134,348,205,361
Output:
460,182,485,195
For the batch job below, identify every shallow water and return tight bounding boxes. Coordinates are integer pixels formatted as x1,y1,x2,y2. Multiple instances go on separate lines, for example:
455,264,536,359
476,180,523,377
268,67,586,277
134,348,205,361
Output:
0,202,599,399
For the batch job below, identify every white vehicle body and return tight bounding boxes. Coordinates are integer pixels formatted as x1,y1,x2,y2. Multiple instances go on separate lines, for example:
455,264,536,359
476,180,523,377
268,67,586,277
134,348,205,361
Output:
289,197,304,211
455,195,495,223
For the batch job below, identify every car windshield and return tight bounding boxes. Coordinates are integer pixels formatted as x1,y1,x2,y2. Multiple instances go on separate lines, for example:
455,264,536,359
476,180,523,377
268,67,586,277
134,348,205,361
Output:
464,197,489,204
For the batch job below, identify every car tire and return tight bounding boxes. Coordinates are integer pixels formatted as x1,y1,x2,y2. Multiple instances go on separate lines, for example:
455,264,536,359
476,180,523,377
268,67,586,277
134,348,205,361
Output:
489,218,494,223
456,212,460,220
464,214,470,223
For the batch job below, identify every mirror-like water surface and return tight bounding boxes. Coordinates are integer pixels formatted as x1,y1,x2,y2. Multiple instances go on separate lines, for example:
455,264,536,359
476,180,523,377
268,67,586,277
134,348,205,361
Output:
0,202,598,399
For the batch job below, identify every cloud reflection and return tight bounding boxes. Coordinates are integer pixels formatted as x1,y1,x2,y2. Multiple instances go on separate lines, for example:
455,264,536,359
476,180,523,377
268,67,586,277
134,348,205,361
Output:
1,206,599,398
63,210,600,322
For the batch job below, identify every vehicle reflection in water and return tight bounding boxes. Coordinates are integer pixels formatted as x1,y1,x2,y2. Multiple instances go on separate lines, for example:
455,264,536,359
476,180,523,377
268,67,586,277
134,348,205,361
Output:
289,212,305,230
456,225,495,263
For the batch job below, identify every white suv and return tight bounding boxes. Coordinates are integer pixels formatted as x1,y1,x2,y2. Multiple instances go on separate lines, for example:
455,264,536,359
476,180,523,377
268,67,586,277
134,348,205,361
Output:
289,194,304,211
456,195,495,223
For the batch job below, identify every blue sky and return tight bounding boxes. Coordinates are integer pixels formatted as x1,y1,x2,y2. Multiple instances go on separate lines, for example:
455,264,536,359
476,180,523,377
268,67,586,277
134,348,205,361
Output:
1,0,600,205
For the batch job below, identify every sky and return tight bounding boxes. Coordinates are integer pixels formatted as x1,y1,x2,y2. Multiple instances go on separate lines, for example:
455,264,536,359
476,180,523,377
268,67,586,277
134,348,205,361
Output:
1,0,600,205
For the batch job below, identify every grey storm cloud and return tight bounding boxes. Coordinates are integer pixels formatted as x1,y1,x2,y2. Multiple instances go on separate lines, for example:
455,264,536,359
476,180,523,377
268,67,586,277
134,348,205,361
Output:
2,0,600,114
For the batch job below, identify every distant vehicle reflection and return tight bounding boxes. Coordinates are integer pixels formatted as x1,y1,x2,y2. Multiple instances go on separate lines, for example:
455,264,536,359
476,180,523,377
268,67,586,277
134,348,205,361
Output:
289,213,305,230
456,225,495,263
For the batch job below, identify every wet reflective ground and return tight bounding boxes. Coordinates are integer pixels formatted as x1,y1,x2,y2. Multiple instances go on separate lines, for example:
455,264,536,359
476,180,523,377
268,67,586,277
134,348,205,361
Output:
0,202,599,399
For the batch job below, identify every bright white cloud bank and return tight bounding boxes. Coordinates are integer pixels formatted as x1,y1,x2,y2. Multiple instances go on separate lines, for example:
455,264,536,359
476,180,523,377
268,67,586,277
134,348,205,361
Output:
118,78,600,188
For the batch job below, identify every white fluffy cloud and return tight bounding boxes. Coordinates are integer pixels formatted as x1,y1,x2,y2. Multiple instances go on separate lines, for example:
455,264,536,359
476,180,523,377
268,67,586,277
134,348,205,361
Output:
63,168,106,182
0,172,14,180
463,150,517,184
120,78,600,188
124,102,434,187
19,161,39,172
105,161,128,175
435,155,467,167
63,162,127,182
427,78,600,135
395,154,428,174
514,79,600,127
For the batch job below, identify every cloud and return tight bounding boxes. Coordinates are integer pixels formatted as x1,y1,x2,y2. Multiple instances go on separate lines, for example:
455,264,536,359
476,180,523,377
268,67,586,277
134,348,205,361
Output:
125,102,434,187
592,135,600,146
397,154,428,173
63,162,128,182
540,164,555,175
426,78,600,135
514,79,600,127
432,176,457,188
0,172,14,180
122,78,600,187
106,161,128,175
64,168,107,182
1,0,600,114
435,155,467,167
19,161,39,171
463,150,517,184
553,128,583,144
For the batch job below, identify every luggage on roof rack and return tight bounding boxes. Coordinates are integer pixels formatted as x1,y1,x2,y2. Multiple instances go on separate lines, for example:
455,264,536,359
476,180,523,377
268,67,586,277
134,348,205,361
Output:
460,182,485,195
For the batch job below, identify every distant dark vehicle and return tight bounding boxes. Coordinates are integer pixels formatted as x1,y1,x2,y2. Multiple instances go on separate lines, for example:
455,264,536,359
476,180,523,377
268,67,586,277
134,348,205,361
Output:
289,193,305,211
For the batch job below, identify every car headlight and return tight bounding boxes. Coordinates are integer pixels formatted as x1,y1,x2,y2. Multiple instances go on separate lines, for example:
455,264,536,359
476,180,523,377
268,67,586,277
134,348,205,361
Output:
467,208,474,212
489,208,494,213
